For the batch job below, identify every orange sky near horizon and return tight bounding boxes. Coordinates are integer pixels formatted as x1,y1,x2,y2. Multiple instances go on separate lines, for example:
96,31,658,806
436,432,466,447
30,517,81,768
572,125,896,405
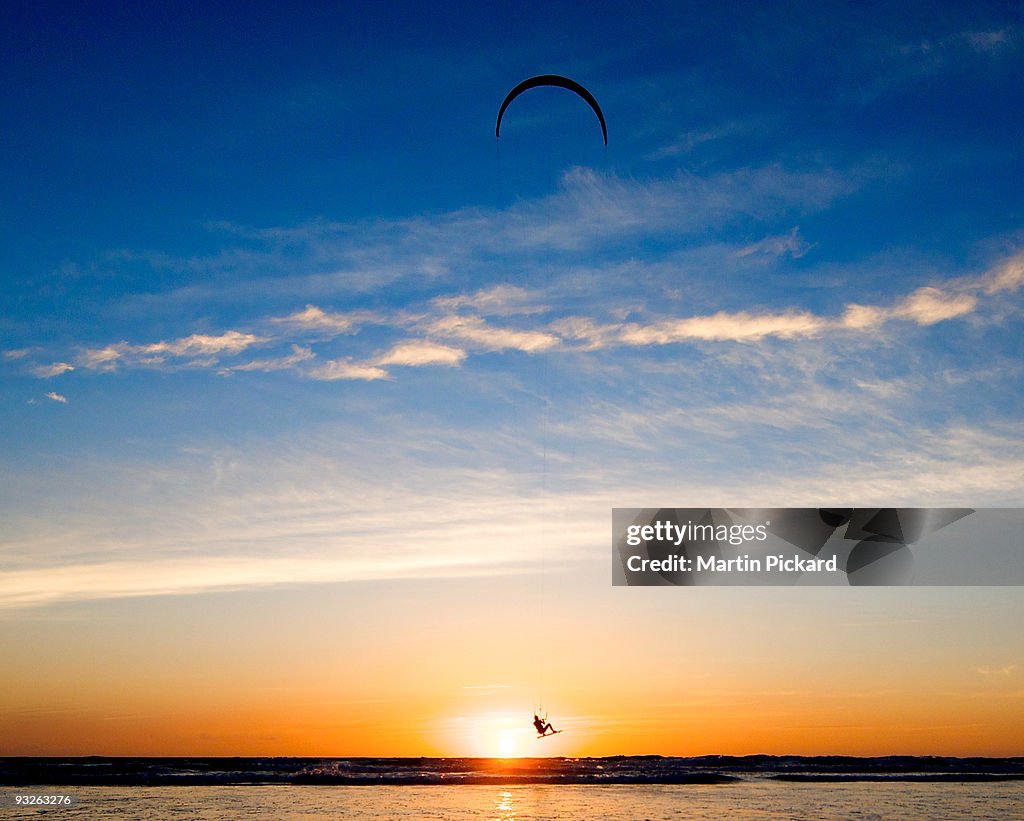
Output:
2,573,1022,758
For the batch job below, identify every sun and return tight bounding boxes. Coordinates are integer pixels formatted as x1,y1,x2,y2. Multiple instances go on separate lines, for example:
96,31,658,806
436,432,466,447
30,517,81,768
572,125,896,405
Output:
458,712,531,757
497,730,518,758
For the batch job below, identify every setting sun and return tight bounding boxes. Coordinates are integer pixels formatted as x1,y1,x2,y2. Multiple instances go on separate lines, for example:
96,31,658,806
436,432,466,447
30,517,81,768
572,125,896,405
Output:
497,731,518,758
458,713,533,758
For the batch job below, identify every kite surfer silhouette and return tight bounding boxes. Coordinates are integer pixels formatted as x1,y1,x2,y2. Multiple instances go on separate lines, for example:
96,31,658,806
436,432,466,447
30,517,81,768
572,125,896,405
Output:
533,712,560,737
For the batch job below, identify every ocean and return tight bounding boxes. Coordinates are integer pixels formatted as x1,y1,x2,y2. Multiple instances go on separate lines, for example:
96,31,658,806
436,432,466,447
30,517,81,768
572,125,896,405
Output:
2,756,1022,819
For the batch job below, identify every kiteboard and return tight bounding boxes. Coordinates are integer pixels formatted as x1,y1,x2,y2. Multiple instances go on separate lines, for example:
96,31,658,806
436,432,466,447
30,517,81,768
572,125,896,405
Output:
537,730,563,738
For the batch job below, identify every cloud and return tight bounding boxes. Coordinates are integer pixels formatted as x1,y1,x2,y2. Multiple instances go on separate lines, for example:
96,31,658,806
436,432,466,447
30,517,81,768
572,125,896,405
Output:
308,359,389,381
23,146,1023,390
4,349,31,360
117,164,856,307
272,304,368,333
548,317,617,351
647,120,753,160
0,553,518,609
500,166,854,252
839,286,979,331
426,315,559,353
79,331,267,371
977,664,1018,677
375,341,467,367
839,303,888,330
143,331,264,357
431,285,546,316
45,250,1024,381
979,252,1024,295
4,410,1023,608
893,286,978,325
79,345,123,371
617,310,826,345
567,254,1017,350
42,250,1024,384
964,28,1017,54
32,362,75,378
44,392,67,404
221,345,314,373
0,425,602,608
736,228,810,259
895,26,1021,72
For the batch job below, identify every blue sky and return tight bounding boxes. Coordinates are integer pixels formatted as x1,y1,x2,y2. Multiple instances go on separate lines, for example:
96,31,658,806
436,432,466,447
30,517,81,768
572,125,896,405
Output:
3,0,1024,599
1,0,1023,756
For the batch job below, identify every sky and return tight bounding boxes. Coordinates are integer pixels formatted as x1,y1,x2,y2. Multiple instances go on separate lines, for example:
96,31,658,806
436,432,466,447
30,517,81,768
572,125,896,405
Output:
1,0,1023,757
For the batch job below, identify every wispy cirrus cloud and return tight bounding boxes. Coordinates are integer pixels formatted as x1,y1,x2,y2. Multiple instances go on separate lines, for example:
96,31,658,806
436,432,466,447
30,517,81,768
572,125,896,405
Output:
980,253,1024,294
220,345,314,374
0,553,517,609
32,249,1024,383
977,664,1018,678
3,407,1023,608
425,315,559,353
17,151,1023,388
44,392,67,404
374,340,466,368
841,287,978,329
32,362,74,378
966,28,1017,54
646,119,755,161
430,285,546,316
0,424,601,608
570,252,1021,348
908,26,1022,61
498,166,854,252
135,331,262,358
96,164,859,312
616,310,826,345
79,331,267,371
736,228,810,260
307,359,389,381
271,304,373,334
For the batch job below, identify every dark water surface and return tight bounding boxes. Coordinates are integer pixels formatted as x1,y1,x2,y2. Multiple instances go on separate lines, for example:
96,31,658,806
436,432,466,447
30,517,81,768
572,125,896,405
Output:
3,757,1023,820
3,755,1023,786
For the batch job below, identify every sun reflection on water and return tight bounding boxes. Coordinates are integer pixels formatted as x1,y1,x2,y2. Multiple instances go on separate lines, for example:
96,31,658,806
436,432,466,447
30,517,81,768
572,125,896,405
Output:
494,788,516,820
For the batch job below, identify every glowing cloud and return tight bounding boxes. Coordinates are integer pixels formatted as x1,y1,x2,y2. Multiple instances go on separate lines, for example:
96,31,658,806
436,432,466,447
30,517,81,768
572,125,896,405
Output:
980,253,1024,295
273,304,367,333
427,315,559,353
80,331,266,371
222,345,315,373
431,285,545,316
142,331,265,357
893,287,978,325
375,341,467,368
80,345,122,370
618,311,826,345
309,359,389,381
33,362,75,378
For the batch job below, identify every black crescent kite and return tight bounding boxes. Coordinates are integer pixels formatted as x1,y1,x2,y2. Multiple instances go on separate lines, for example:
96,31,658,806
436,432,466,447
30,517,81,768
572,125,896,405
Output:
495,74,607,146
